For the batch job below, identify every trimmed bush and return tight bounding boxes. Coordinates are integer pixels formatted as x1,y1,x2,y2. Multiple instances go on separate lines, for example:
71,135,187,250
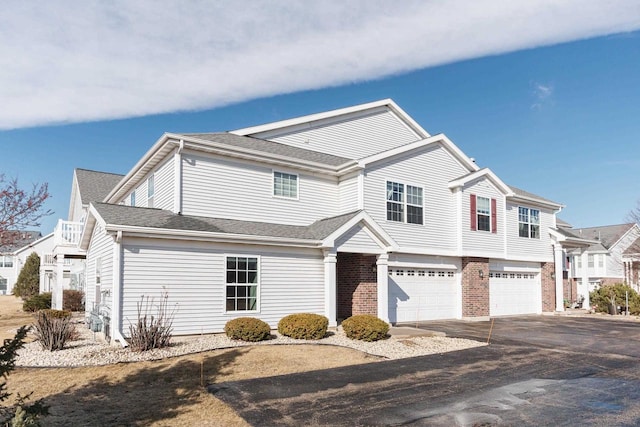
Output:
32,309,76,351
225,317,271,342
63,290,85,312
23,293,51,312
341,314,389,342
278,313,328,340
590,283,640,315
13,253,40,299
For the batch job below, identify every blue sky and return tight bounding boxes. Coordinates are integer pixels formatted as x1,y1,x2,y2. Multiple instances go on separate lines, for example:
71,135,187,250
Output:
1,1,639,234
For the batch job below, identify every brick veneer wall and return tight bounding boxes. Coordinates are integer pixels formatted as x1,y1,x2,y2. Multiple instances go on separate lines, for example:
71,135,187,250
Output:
336,253,377,319
563,279,578,304
461,257,489,317
540,262,556,312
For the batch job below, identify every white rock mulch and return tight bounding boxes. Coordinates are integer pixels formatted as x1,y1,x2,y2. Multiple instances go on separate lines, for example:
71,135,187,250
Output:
16,321,485,368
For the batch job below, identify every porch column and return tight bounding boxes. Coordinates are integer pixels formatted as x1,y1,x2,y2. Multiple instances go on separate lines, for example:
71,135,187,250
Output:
323,250,337,327
553,244,564,312
376,253,389,323
39,266,46,294
54,255,65,309
580,252,590,309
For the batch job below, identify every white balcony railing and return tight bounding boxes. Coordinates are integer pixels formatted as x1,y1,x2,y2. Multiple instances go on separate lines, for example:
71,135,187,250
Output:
54,220,83,247
42,253,72,267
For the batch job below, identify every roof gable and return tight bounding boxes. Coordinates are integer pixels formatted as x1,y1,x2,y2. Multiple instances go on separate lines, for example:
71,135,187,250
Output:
75,169,124,204
571,223,637,250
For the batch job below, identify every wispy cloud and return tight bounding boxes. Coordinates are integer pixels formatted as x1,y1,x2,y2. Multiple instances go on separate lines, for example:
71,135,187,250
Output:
531,82,555,110
1,0,640,129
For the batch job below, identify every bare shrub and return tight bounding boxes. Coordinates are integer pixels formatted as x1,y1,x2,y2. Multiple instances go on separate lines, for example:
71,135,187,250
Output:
63,290,84,312
32,309,76,351
128,292,176,352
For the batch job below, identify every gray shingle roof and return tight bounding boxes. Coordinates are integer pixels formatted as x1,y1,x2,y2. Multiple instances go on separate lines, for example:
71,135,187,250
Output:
570,223,636,250
182,133,354,167
624,237,640,255
76,169,125,204
0,230,41,253
92,203,360,241
508,185,561,206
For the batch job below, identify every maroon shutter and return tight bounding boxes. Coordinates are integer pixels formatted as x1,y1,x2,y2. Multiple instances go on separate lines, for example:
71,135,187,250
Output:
470,194,477,231
491,198,497,233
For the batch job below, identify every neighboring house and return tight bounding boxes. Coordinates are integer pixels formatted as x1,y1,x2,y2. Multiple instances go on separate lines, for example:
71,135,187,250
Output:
0,231,41,294
47,168,125,308
49,99,585,345
560,222,640,307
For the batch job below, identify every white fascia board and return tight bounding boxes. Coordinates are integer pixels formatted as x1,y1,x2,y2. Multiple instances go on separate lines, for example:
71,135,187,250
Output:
231,99,397,136
322,211,398,251
507,194,564,210
79,203,107,250
359,134,479,172
103,224,322,248
610,223,640,251
548,228,597,247
104,134,177,203
181,134,358,176
448,168,513,195
385,99,430,138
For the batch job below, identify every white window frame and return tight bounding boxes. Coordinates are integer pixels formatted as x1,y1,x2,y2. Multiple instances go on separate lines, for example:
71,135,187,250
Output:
95,258,102,285
224,255,260,313
130,191,136,207
518,206,540,239
588,254,594,268
598,254,604,268
476,196,491,232
272,171,299,200
147,174,155,208
0,256,13,268
386,180,424,225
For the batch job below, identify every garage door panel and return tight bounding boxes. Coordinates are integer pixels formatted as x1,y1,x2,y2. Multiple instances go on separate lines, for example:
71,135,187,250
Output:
389,268,458,323
490,271,540,316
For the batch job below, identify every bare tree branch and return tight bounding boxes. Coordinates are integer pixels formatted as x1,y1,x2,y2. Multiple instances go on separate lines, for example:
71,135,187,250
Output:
0,174,52,247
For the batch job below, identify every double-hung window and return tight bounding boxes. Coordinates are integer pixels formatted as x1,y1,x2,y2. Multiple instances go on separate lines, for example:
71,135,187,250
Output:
518,207,540,238
273,171,298,199
476,197,491,232
0,256,13,268
226,256,259,311
130,191,136,206
386,181,423,225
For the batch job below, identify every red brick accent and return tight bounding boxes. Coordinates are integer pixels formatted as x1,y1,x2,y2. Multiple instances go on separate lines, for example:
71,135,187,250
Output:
540,262,556,312
563,278,578,305
461,257,489,317
336,253,377,319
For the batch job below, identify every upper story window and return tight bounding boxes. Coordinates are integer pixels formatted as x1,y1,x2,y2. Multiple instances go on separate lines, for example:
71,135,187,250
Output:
588,254,594,268
0,256,13,268
470,194,496,233
386,181,423,225
95,258,102,285
518,207,540,238
576,255,582,268
273,171,298,199
130,191,136,207
147,174,155,208
598,254,604,268
476,196,491,232
226,256,259,312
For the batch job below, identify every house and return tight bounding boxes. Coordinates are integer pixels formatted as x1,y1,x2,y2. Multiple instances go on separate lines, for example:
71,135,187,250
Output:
0,231,41,295
50,99,585,345
560,222,640,307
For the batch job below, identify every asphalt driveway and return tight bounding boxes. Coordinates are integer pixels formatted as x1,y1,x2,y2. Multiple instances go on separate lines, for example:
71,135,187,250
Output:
210,315,640,426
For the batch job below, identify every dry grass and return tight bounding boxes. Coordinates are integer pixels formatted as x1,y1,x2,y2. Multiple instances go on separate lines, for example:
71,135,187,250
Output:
0,296,381,426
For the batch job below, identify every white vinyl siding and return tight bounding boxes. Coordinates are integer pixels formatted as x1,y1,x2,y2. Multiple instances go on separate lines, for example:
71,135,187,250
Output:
505,202,555,261
120,239,325,335
85,226,113,312
259,108,420,159
181,153,338,226
461,180,503,256
338,173,359,214
154,156,175,210
364,143,467,251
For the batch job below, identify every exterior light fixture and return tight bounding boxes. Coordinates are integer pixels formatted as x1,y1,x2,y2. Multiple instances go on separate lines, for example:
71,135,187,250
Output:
551,272,556,280
479,269,484,279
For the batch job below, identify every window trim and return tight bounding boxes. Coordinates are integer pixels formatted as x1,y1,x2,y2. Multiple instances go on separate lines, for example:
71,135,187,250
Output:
518,206,540,239
385,180,424,225
272,170,299,200
476,196,491,232
224,254,260,313
130,191,136,207
470,194,497,233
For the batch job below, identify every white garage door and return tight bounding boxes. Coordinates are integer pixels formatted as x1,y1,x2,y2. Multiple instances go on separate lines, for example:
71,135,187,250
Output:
489,271,540,316
388,268,458,323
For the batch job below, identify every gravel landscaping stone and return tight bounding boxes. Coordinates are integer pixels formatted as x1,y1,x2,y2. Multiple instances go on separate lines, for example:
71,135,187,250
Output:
16,320,485,367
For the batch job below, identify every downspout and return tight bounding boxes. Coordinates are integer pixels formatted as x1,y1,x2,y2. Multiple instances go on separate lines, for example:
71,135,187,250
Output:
173,139,184,214
111,230,128,347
